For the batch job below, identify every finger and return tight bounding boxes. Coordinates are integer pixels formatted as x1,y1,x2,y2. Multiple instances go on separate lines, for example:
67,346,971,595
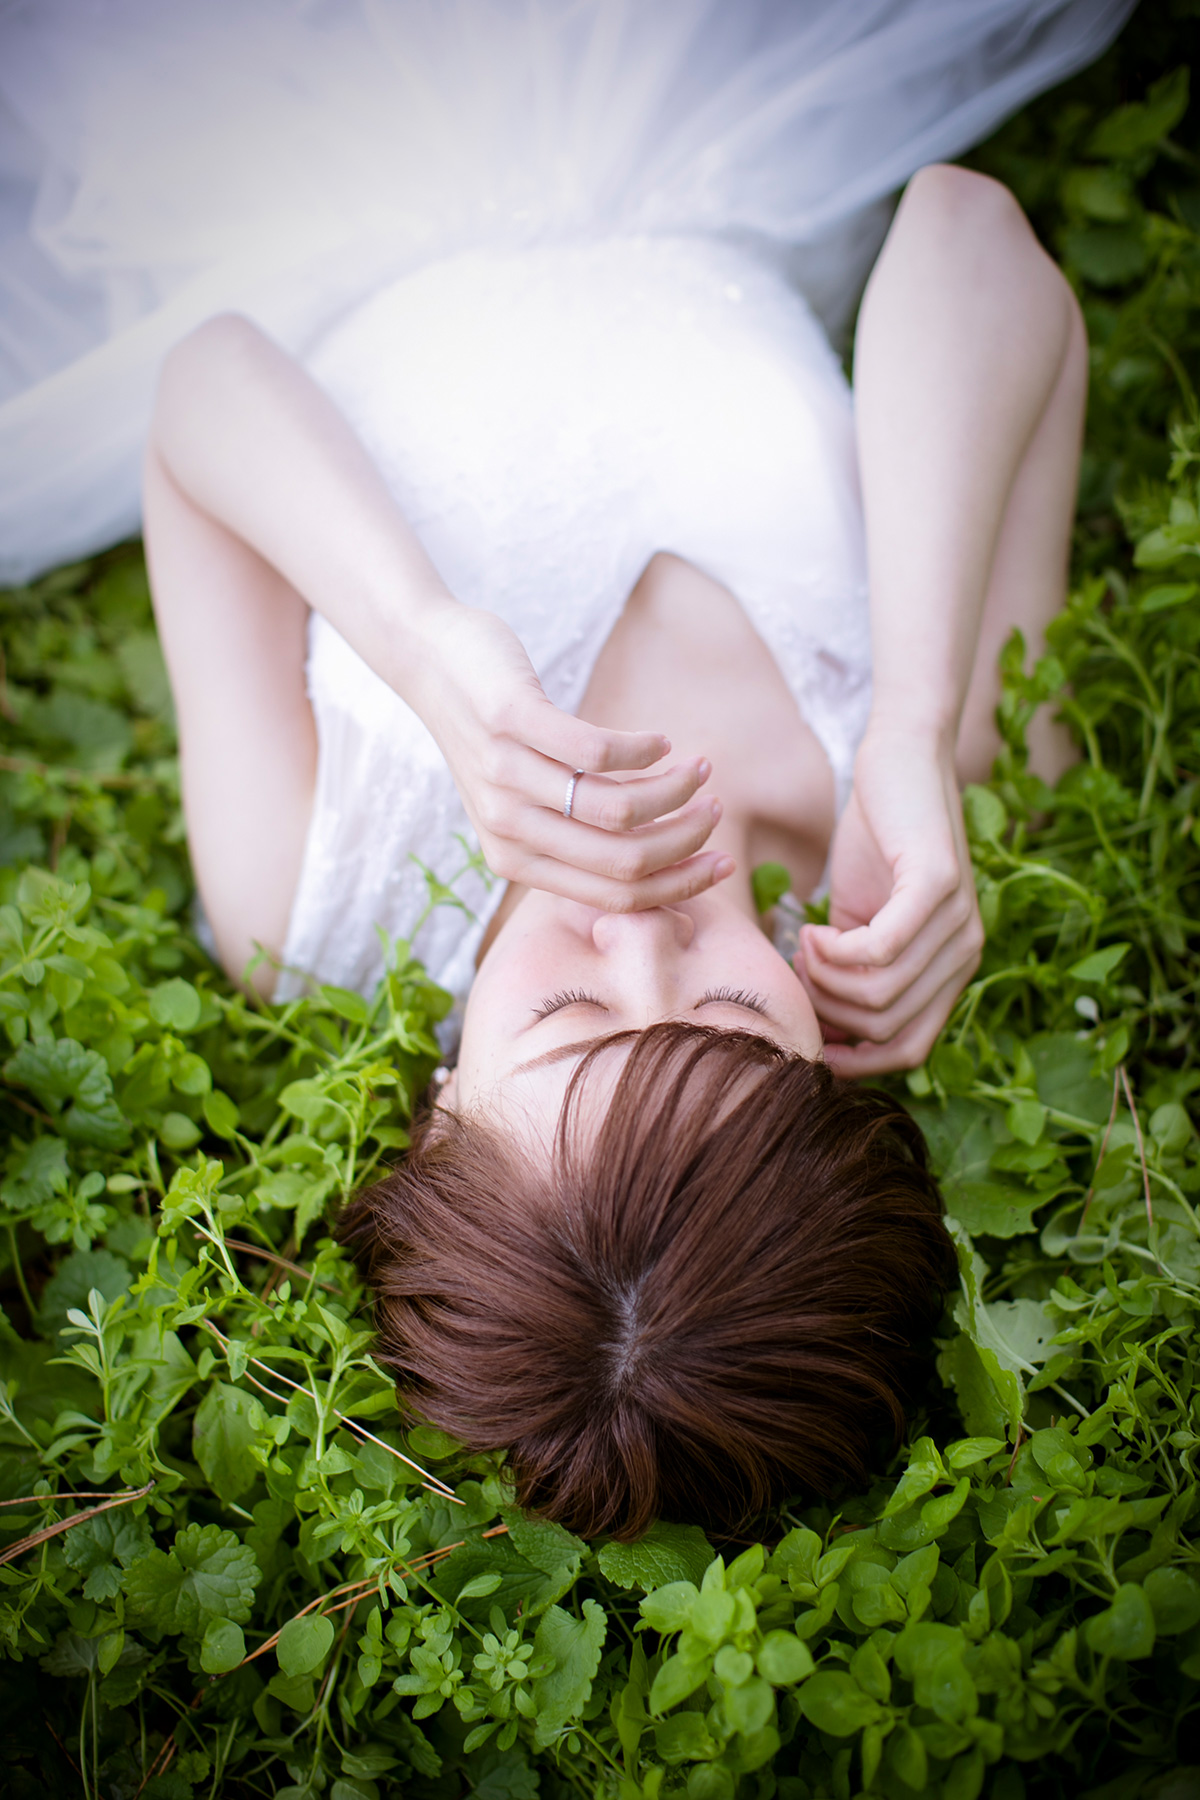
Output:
503,795,723,882
805,856,964,968
801,938,973,1043
800,929,979,1044
521,699,672,776
516,749,712,830
500,848,735,912
799,890,979,1012
820,973,966,1078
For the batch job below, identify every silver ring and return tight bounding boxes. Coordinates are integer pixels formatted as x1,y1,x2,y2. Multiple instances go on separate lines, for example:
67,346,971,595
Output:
563,769,585,819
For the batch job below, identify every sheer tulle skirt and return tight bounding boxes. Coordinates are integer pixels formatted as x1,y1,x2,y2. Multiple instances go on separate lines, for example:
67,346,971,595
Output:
0,0,1133,582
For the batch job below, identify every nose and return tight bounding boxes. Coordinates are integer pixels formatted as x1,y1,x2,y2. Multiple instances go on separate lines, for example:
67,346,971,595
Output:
590,905,695,954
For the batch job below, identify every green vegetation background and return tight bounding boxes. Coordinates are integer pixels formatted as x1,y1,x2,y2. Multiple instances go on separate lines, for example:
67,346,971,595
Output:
2,6,1200,1797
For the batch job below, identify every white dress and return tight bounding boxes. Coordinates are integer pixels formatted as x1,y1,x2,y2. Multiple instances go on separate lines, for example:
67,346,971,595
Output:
0,0,1134,1002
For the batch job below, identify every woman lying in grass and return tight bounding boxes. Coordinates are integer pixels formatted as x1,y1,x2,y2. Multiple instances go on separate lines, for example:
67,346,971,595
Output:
143,163,1086,1536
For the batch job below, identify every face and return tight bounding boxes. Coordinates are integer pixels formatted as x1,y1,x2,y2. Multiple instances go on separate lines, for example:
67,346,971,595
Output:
441,884,822,1148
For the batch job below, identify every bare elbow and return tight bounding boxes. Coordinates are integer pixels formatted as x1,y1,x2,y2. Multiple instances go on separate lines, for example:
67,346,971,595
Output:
157,313,268,405
902,163,1025,234
152,313,273,464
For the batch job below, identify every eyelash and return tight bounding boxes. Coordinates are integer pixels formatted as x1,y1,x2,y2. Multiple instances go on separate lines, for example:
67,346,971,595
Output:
699,986,769,1015
533,986,768,1020
532,988,604,1020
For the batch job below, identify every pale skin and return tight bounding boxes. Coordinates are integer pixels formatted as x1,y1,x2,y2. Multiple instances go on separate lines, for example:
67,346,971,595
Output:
143,165,1086,1110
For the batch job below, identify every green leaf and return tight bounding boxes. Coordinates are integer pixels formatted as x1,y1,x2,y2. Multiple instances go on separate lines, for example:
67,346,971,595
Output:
1068,943,1131,983
938,1333,1013,1439
38,1248,131,1336
850,1640,892,1704
116,629,173,718
160,1110,201,1151
1138,581,1198,614
598,1521,715,1592
923,1650,978,1723
975,1297,1057,1376
503,1511,585,1577
40,1630,101,1678
649,1648,711,1714
1,1136,70,1213
755,1631,814,1686
1006,1098,1047,1145
795,1671,881,1736
639,1581,699,1635
724,1675,774,1736
653,1711,719,1764
331,1781,379,1800
1150,1102,1193,1152
531,1599,607,1747
458,1571,503,1601
1088,67,1189,156
889,1723,928,1792
751,861,791,914
149,978,202,1033
947,1178,1045,1239
1064,224,1148,287
407,1424,459,1460
962,785,1008,844
1085,1583,1157,1659
894,1622,966,1684
1027,1033,1114,1125
945,1437,1005,1470
3,1039,128,1148
1144,1568,1200,1635
943,1746,986,1800
62,1508,152,1602
124,1523,260,1634
685,1766,734,1800
433,1528,573,1619
277,1612,335,1676
320,984,371,1025
193,1382,267,1504
201,1617,246,1674
471,1750,540,1800
203,1089,241,1137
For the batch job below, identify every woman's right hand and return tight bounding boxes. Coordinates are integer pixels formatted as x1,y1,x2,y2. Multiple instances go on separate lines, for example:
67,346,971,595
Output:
408,603,730,909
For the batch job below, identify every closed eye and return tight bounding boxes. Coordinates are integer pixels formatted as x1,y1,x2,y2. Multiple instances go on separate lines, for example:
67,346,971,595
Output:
696,986,769,1015
532,989,607,1021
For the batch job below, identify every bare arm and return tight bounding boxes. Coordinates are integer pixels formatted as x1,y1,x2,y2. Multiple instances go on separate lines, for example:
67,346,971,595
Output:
146,318,725,987
145,316,457,986
798,165,1086,1072
151,315,456,696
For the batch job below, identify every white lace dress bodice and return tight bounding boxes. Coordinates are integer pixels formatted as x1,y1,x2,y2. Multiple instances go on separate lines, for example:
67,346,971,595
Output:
276,234,868,1003
0,0,1136,1004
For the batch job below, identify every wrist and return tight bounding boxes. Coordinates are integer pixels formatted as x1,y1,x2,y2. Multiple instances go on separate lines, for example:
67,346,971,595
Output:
376,586,461,708
859,700,958,762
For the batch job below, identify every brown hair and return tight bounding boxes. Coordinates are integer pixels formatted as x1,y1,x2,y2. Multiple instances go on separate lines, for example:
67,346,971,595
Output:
338,1022,957,1541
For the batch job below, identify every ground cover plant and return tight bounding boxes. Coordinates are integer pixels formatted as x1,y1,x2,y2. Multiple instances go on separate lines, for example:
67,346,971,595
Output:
2,9,1199,1797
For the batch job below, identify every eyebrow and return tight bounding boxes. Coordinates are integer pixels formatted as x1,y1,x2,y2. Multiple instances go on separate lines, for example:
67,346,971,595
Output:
510,1035,613,1077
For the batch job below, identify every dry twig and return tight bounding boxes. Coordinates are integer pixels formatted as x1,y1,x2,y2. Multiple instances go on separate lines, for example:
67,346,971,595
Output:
223,1237,341,1293
203,1320,461,1502
1118,1063,1155,1233
0,1481,155,1569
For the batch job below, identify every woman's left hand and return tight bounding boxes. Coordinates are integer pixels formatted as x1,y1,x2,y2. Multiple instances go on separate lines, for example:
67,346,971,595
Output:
794,729,983,1074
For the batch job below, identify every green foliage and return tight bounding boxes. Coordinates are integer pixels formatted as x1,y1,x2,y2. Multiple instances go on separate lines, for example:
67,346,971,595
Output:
2,15,1200,1798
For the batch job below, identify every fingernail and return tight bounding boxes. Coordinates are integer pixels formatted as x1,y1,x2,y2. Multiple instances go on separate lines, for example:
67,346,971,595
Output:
713,855,735,880
697,758,712,781
710,798,723,823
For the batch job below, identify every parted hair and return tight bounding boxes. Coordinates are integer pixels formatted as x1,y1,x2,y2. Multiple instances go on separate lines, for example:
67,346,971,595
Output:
337,1022,957,1541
